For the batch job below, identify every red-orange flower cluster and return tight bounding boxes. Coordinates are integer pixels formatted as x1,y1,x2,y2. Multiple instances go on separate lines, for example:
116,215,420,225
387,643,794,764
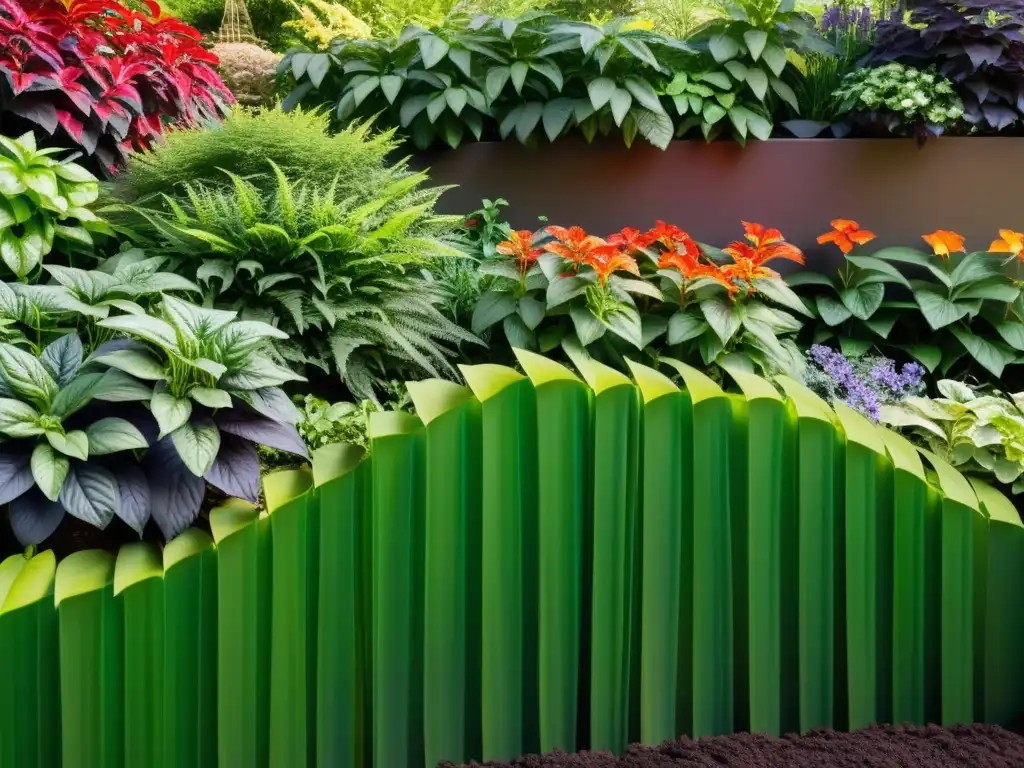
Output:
721,222,804,291
542,225,640,285
495,230,543,275
495,220,800,296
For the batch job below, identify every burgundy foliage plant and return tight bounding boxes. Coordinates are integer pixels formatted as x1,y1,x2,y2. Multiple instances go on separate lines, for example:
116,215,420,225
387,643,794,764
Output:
0,0,234,172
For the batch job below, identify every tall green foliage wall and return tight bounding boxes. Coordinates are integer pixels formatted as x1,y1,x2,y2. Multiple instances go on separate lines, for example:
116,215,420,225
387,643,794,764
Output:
0,351,1022,768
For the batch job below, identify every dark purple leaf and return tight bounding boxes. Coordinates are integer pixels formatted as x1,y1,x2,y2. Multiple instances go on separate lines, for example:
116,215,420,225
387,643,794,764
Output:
114,463,151,536
59,463,119,530
217,409,309,459
0,451,34,506
982,103,1018,129
144,437,204,540
781,119,829,138
10,488,65,546
963,78,990,102
205,435,260,502
9,97,57,134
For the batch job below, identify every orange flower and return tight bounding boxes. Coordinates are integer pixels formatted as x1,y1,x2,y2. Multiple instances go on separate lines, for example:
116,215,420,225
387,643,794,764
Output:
496,230,543,275
543,225,609,266
989,229,1024,258
606,226,656,252
817,219,877,254
721,256,778,284
647,220,690,249
589,250,640,285
729,223,804,266
922,230,966,258
742,221,785,248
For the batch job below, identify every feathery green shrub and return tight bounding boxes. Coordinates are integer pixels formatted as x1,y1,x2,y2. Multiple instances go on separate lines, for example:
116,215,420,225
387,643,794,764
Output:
110,105,398,204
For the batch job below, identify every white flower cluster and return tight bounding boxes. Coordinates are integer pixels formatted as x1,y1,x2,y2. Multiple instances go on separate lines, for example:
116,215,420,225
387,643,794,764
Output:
834,62,965,126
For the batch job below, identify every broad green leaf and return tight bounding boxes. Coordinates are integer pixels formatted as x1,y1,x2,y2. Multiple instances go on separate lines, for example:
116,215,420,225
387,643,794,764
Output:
0,344,59,408
85,417,148,455
485,66,511,100
510,60,529,93
623,77,665,114
516,102,544,142
709,33,741,62
873,246,951,286
845,255,913,289
530,60,563,91
46,430,88,461
666,311,707,344
816,294,852,326
190,387,233,409
770,78,798,110
162,295,237,341
754,277,813,316
547,276,590,307
419,35,450,68
995,320,1024,351
914,285,968,329
91,370,154,403
905,344,942,372
518,296,546,330
745,68,769,100
196,259,234,294
700,297,741,344
152,391,193,438
949,325,1012,378
92,349,166,380
610,88,632,125
743,29,768,60
542,98,574,142
761,43,787,76
444,87,468,116
954,278,1020,303
50,372,105,420
839,282,884,320
170,418,221,477
99,314,178,350
31,443,68,502
949,252,1003,288
448,47,472,77
380,74,404,103
502,314,535,350
570,306,605,346
472,290,518,334
604,307,643,349
0,398,41,437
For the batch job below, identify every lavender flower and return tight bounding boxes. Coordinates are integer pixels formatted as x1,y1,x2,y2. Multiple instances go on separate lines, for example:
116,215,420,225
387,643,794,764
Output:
805,346,925,423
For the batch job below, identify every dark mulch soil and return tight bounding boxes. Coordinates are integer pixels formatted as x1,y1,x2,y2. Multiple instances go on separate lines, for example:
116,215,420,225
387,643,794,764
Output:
442,724,1024,767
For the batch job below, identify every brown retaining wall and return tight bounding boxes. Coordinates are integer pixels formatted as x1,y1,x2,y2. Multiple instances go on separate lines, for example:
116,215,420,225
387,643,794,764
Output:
414,137,1024,269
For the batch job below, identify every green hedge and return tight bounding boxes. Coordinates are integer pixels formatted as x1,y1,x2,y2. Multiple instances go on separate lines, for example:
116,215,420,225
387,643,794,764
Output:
0,352,1022,767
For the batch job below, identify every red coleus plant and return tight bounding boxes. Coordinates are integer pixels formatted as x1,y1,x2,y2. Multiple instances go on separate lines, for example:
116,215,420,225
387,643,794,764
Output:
0,0,233,172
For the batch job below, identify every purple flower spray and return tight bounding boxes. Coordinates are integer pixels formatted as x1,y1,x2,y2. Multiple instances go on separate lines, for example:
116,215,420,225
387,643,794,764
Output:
806,345,925,422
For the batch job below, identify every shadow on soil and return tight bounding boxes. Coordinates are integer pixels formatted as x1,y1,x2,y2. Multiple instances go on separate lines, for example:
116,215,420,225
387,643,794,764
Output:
442,724,1024,767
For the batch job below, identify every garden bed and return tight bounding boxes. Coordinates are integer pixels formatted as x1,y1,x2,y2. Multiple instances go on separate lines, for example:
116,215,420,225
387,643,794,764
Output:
440,724,1024,767
417,137,1024,265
